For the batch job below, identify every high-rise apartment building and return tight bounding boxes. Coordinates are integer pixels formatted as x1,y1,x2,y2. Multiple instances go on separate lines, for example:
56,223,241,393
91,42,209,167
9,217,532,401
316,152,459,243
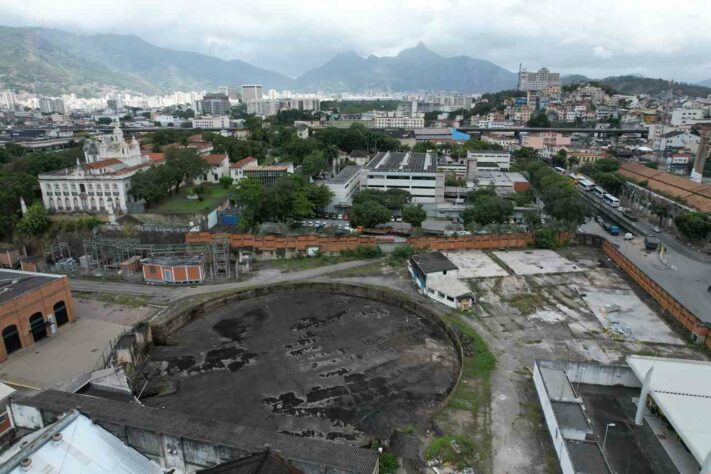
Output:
241,85,263,103
517,67,561,92
39,98,66,115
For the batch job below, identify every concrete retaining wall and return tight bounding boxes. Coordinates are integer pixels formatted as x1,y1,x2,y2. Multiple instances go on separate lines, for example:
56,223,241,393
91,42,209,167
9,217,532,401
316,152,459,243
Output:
537,360,640,388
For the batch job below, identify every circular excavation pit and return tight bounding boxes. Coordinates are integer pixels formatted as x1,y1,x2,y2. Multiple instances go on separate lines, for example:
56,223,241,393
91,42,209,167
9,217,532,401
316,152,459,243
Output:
139,286,460,444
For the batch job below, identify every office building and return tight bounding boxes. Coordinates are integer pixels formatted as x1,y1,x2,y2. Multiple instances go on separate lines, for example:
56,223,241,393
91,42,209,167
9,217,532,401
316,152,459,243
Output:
364,151,444,203
196,93,230,116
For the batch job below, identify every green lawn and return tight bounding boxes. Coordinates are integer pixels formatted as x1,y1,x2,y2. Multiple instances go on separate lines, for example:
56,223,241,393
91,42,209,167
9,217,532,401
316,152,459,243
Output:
154,184,230,214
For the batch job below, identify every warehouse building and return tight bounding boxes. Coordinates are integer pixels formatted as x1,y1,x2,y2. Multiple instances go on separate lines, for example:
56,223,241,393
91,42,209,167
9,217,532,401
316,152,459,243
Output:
0,269,75,362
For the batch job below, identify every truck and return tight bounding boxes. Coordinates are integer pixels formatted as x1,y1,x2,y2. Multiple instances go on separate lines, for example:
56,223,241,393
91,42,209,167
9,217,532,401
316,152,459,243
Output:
602,222,620,236
644,236,660,251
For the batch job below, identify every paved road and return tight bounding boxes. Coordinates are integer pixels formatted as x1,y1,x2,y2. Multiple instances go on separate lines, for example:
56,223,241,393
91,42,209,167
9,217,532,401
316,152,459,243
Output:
580,221,711,324
581,190,711,264
69,259,376,303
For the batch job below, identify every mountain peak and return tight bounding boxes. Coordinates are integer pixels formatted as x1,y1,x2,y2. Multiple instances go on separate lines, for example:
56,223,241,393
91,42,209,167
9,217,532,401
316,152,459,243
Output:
397,42,440,59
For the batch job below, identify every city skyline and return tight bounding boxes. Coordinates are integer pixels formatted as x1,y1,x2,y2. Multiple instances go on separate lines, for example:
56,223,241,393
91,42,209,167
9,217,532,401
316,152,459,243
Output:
1,0,710,83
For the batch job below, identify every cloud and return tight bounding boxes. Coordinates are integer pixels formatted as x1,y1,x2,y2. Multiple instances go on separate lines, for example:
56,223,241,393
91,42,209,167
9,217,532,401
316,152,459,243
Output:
593,46,613,59
0,0,710,81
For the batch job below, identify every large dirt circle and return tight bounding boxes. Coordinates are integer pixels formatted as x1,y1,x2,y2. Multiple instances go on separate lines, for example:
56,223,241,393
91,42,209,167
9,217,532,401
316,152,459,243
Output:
140,290,459,443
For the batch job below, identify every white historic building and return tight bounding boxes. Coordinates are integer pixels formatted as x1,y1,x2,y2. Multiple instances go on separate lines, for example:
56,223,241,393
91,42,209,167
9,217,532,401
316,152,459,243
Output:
38,127,161,213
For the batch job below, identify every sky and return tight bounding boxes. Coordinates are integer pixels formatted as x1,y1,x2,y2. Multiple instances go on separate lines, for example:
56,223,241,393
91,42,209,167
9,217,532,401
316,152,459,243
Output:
2,0,711,83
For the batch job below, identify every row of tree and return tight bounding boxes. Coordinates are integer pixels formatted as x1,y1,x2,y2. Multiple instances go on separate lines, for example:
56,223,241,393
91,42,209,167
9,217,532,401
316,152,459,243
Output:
232,175,333,231
513,148,590,228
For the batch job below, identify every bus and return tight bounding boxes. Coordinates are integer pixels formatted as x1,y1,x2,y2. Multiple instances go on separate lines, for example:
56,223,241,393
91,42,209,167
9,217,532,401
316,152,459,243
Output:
603,193,620,207
578,178,595,191
554,166,567,175
592,186,605,197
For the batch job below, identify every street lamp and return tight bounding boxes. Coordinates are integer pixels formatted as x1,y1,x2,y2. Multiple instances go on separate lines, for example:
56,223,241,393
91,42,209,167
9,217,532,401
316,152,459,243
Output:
602,423,616,453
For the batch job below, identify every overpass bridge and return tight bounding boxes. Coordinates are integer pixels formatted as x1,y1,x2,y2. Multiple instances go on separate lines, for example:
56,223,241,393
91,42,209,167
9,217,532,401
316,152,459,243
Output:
456,127,648,138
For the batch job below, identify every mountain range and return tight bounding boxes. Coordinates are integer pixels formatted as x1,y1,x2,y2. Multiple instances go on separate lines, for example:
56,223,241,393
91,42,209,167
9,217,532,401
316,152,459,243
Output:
0,25,516,96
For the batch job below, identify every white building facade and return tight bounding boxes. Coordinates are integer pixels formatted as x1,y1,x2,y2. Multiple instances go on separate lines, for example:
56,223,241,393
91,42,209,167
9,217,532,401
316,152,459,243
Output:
38,127,158,213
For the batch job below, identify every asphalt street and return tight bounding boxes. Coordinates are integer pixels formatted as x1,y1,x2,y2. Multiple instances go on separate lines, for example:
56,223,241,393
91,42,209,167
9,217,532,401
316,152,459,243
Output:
580,221,711,324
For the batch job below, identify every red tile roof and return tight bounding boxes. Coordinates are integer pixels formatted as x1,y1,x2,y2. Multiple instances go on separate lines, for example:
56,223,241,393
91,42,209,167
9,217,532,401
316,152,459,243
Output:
619,162,711,213
230,156,258,169
147,153,166,163
202,153,227,166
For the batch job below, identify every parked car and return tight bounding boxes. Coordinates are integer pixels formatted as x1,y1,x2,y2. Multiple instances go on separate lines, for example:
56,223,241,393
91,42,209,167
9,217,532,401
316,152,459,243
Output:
343,214,349,221
652,226,661,233
624,232,634,240
337,214,343,220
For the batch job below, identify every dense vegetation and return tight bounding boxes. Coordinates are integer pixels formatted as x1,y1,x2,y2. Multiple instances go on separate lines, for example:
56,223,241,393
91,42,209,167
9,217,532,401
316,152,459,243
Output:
0,145,84,238
232,175,333,231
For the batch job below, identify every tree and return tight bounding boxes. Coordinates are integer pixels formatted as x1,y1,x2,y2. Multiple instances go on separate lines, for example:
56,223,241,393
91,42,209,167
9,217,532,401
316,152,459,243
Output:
304,183,334,211
674,212,711,241
301,151,327,178
595,172,626,195
129,166,172,207
551,149,567,169
15,203,50,236
165,148,209,194
219,175,234,189
350,200,391,228
233,178,264,231
96,117,113,125
463,195,514,226
527,111,551,128
401,204,427,227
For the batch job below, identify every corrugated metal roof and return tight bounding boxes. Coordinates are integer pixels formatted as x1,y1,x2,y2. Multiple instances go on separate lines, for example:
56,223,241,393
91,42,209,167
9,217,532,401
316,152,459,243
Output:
3,413,162,474
627,356,711,465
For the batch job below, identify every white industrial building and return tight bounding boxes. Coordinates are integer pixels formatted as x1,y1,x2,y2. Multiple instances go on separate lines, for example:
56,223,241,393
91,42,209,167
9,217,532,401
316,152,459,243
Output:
465,150,511,176
324,165,363,211
364,151,444,203
534,357,711,474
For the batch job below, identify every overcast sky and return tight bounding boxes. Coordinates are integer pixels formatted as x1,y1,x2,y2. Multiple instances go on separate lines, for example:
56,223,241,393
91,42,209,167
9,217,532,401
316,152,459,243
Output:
2,0,710,82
